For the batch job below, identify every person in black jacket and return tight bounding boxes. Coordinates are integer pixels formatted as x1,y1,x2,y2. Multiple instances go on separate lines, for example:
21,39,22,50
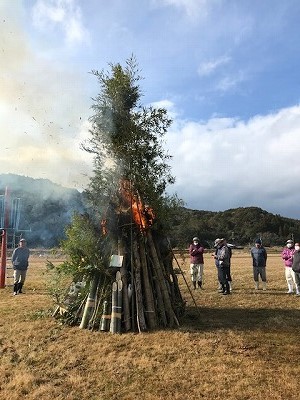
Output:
250,238,267,290
292,242,300,296
12,238,30,295
214,238,231,295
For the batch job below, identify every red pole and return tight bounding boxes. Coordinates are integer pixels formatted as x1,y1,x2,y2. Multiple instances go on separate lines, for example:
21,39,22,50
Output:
0,230,7,288
0,187,9,288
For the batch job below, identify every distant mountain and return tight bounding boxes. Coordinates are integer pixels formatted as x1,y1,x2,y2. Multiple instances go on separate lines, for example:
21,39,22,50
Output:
1,174,299,248
171,206,300,247
0,174,87,247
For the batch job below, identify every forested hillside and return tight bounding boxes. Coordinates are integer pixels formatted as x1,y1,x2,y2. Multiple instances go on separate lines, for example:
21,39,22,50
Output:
1,174,300,248
0,174,87,247
171,207,300,247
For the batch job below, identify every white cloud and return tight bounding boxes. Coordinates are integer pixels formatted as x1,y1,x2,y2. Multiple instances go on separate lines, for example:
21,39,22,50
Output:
150,99,179,119
198,56,231,77
215,70,248,92
166,105,300,217
32,0,89,45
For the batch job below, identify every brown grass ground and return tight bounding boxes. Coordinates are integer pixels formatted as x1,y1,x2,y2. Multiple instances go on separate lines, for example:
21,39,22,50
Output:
1,251,300,400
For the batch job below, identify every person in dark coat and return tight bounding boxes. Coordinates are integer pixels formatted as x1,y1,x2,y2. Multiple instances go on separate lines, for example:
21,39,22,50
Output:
250,238,267,290
12,238,30,295
214,238,231,295
292,242,300,296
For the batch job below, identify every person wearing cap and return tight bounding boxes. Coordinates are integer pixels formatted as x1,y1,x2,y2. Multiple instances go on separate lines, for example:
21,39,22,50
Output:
250,238,267,290
12,238,30,295
189,237,204,290
212,238,223,291
213,238,231,295
212,238,232,292
281,239,299,294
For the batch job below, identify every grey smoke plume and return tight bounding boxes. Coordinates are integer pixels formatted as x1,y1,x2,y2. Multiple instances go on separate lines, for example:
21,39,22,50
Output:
0,174,87,247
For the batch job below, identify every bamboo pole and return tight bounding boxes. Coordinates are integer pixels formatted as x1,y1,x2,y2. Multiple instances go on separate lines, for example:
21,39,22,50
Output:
146,253,167,327
99,300,111,331
79,273,99,329
138,235,158,329
110,281,118,333
119,238,131,332
132,239,147,332
117,279,123,333
152,235,181,311
167,239,200,313
146,230,179,327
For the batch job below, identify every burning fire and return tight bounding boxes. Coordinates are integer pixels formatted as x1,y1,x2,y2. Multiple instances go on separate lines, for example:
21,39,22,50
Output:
119,180,155,230
100,219,108,236
100,180,155,236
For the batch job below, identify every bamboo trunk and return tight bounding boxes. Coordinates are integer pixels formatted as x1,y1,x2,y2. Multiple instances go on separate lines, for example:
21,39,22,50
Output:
79,273,99,329
110,281,118,333
117,279,123,333
146,230,178,328
119,237,131,331
132,238,147,332
153,236,177,309
138,235,158,329
146,253,167,327
99,300,111,331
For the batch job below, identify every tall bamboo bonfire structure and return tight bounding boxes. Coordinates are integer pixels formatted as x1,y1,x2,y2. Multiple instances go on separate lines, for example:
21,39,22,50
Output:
54,58,186,332
54,179,186,333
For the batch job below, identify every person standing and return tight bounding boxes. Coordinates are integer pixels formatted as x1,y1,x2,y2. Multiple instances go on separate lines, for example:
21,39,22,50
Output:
281,239,299,294
214,238,231,295
292,242,300,295
250,238,267,290
212,238,223,292
12,238,30,295
224,239,233,292
189,237,204,290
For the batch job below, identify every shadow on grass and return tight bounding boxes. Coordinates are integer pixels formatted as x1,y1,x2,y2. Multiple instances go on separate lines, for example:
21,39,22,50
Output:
181,305,300,332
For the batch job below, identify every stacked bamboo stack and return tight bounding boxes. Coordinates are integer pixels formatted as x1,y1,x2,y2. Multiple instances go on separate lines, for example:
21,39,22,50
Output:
75,229,185,333
116,228,185,332
55,181,186,333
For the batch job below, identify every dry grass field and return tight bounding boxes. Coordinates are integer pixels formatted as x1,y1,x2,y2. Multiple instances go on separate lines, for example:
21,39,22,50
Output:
1,249,300,400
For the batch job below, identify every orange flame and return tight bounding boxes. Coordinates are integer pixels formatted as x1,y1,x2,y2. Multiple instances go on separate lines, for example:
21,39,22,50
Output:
119,180,155,230
100,219,108,236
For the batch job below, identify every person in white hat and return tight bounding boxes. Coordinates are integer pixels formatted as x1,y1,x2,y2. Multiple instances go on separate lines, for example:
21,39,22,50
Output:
281,239,299,294
189,237,204,290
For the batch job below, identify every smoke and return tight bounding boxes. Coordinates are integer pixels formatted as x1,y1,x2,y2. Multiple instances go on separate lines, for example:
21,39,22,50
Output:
0,173,87,247
0,2,93,191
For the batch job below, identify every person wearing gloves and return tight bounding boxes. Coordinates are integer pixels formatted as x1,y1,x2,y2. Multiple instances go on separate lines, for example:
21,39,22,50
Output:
250,238,267,290
281,239,298,294
189,237,204,290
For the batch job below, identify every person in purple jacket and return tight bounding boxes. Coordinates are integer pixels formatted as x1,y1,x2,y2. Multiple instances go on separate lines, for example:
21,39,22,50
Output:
281,239,299,294
189,237,204,290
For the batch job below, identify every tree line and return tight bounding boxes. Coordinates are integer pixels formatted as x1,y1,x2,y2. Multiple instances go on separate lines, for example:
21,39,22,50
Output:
1,174,300,248
171,206,300,247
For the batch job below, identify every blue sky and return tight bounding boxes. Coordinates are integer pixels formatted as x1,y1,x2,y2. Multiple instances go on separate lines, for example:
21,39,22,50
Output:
1,0,300,219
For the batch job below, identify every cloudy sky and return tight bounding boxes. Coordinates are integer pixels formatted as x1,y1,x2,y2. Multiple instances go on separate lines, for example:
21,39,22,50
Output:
1,0,300,218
